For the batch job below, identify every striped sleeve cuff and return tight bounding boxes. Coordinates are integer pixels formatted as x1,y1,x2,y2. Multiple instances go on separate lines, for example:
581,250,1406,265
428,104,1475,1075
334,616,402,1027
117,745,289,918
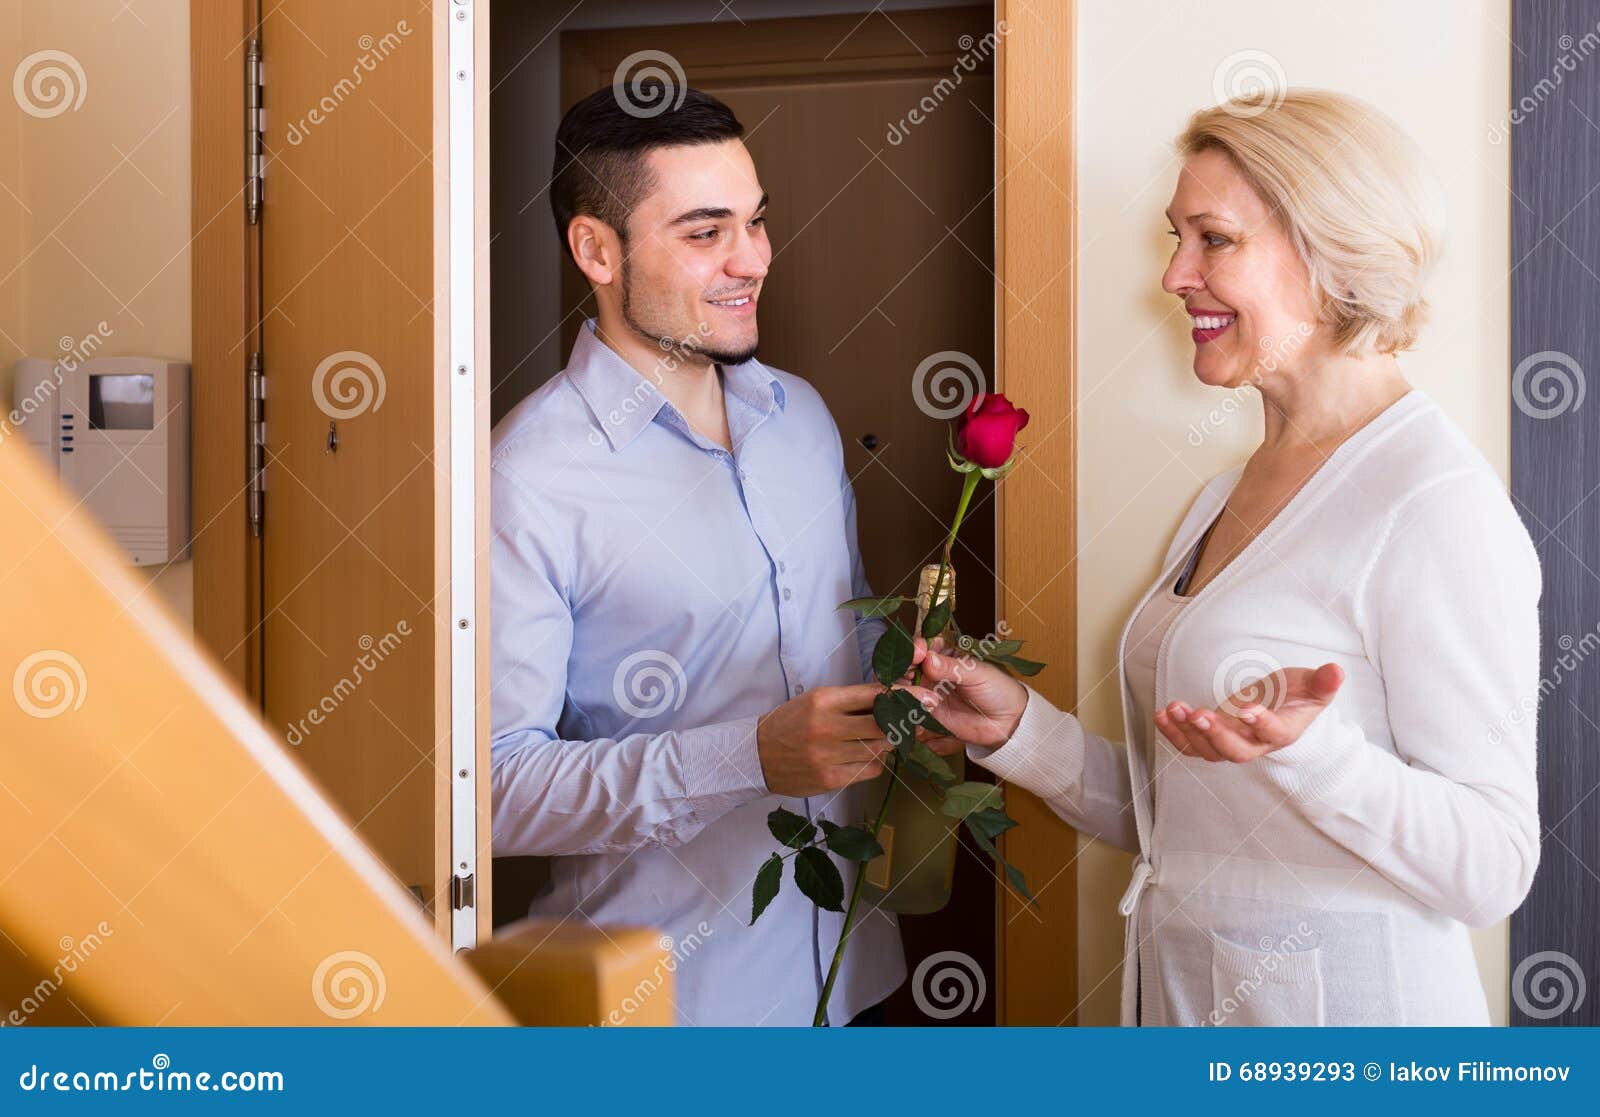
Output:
679,715,771,807
1257,708,1369,804
966,686,1084,801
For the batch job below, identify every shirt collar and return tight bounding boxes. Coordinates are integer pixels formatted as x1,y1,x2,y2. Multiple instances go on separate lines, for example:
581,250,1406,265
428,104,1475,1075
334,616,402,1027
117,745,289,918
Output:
567,318,786,453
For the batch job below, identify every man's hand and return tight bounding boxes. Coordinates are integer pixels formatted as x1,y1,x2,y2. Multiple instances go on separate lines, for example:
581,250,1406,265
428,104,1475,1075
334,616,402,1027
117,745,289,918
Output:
757,683,960,798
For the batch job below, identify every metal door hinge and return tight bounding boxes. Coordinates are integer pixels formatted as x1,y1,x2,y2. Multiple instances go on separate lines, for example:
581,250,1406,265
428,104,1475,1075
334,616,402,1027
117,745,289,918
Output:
450,873,475,911
246,39,264,224
248,351,265,536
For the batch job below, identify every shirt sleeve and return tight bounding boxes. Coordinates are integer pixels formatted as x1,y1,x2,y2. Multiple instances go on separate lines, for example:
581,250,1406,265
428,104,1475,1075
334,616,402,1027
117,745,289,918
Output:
489,462,771,857
841,462,887,684
966,686,1140,852
1256,469,1543,927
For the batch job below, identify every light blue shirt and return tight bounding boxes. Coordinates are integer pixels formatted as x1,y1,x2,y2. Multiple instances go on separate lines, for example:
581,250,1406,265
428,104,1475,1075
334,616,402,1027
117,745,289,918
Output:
489,320,904,1025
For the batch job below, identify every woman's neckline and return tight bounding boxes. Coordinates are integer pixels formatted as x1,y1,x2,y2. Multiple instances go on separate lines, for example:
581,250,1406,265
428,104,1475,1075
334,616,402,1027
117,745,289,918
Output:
1172,387,1426,601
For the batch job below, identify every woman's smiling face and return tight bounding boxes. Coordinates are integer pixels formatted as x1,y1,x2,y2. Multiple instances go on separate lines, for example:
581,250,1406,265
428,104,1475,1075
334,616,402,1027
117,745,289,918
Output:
1162,147,1325,388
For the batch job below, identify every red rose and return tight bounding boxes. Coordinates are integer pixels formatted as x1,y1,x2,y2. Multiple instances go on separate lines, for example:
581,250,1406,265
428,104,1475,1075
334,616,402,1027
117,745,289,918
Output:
956,393,1030,469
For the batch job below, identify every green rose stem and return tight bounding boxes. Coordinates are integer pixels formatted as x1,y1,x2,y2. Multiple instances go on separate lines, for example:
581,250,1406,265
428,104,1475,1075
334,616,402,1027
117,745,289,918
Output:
813,756,899,1026
812,467,985,1026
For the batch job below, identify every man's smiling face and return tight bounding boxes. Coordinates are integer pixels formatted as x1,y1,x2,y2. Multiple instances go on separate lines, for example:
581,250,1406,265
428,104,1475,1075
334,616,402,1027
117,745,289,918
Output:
616,138,771,366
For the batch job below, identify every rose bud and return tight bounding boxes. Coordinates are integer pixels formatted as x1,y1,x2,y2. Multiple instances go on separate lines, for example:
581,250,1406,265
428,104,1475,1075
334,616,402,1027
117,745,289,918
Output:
956,392,1030,469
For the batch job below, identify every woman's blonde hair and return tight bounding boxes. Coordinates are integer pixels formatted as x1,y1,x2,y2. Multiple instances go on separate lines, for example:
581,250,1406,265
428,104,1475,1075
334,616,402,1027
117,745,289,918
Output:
1176,89,1444,355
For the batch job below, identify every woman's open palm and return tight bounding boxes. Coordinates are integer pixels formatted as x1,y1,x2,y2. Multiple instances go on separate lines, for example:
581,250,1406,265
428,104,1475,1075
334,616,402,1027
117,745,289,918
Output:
1155,663,1344,762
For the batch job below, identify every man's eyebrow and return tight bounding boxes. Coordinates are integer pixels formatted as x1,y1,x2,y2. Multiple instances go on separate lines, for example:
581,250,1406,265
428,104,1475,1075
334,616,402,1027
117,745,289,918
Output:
668,193,769,227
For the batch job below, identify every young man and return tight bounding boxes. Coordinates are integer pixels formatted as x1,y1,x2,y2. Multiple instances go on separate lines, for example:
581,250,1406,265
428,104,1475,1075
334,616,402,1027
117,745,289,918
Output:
490,88,945,1025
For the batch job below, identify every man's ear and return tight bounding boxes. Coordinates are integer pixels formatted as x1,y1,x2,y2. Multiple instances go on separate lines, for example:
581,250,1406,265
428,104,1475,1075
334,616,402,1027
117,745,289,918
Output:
567,215,622,287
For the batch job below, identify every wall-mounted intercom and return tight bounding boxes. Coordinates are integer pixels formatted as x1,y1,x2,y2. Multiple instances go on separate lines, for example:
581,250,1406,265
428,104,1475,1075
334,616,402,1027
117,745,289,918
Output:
12,356,191,565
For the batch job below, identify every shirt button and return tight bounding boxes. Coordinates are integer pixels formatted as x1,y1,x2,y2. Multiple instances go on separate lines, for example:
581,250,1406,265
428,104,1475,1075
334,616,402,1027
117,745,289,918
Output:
795,683,806,693
782,587,792,601
776,560,787,573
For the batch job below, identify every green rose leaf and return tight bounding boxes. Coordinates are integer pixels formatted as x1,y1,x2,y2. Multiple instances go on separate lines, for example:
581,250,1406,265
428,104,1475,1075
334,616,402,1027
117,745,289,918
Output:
872,687,951,745
750,853,783,924
966,805,1019,843
824,824,884,862
962,812,1038,909
767,806,816,850
940,781,1005,820
1003,860,1038,907
872,619,915,686
817,818,839,838
794,846,845,912
964,817,1000,859
903,736,957,787
977,639,1025,659
993,653,1046,677
921,597,953,639
840,595,909,618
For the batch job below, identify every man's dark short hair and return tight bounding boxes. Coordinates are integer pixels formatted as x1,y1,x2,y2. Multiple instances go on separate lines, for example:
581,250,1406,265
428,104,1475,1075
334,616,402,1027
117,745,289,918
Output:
550,86,744,260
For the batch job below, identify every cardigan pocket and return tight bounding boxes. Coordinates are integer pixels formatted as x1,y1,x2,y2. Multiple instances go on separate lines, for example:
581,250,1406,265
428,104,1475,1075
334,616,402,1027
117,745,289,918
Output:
1208,930,1326,1026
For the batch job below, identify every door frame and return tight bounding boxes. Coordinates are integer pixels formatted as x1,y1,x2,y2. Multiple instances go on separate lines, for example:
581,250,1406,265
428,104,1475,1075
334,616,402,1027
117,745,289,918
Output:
557,1,1079,1024
189,0,492,948
190,0,261,702
441,0,495,953
993,0,1079,1025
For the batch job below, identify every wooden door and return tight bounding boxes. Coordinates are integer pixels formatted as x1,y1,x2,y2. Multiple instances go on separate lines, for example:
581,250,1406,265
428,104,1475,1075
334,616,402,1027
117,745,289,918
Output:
249,0,482,941
557,7,1001,1025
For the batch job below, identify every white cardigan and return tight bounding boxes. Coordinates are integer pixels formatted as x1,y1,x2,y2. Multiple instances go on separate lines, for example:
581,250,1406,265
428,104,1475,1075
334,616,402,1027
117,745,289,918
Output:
971,390,1542,1025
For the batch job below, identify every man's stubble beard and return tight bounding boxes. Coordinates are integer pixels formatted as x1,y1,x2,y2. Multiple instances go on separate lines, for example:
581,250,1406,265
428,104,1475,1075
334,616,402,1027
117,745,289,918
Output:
619,255,760,367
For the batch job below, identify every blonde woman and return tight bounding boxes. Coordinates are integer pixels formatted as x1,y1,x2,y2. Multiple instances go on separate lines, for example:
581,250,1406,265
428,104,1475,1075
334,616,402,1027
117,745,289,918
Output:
908,90,1541,1026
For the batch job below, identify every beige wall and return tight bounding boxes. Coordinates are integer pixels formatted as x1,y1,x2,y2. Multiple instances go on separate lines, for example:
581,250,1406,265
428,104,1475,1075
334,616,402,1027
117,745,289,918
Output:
1074,0,1513,1024
0,0,193,624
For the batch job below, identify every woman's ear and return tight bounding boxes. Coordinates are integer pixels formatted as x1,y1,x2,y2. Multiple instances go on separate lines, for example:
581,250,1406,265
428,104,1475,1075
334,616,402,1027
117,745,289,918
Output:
567,216,620,287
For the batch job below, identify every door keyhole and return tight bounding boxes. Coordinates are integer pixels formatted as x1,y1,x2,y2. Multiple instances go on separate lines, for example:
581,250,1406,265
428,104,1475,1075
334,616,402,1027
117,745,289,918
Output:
860,432,879,451
326,421,339,454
